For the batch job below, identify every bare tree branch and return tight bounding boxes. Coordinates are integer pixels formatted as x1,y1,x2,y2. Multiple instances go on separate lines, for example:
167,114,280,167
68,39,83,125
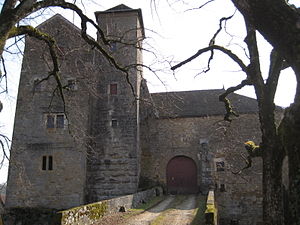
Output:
265,50,284,101
0,56,8,94
219,79,252,121
185,0,215,11
244,21,264,95
171,45,248,72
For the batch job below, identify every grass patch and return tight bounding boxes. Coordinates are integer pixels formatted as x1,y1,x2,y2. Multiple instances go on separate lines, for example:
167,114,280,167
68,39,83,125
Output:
191,195,206,225
133,195,166,211
123,195,166,219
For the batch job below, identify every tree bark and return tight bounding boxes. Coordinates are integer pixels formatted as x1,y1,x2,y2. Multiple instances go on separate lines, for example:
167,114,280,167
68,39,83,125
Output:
230,1,300,224
280,102,300,225
258,97,285,225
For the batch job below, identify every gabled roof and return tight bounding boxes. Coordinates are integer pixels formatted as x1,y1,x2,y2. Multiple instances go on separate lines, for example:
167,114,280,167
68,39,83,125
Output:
35,14,96,42
36,14,81,33
151,89,261,118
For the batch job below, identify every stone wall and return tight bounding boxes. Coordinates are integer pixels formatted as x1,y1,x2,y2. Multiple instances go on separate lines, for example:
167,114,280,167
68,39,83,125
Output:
85,7,144,202
140,113,263,225
3,187,162,225
5,15,100,209
61,186,162,225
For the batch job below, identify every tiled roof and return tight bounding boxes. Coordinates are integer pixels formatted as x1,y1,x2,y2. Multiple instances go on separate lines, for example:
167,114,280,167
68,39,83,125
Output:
151,89,260,118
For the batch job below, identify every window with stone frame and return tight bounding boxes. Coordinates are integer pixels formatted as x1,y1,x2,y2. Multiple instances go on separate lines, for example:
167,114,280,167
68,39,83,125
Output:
46,113,66,129
42,155,53,171
109,83,118,95
111,119,118,127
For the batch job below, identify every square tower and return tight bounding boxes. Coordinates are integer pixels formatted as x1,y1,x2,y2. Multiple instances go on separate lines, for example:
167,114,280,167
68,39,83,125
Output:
85,5,145,202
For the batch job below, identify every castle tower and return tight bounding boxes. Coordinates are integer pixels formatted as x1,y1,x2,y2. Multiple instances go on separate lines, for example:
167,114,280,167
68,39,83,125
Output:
5,15,99,209
85,5,145,202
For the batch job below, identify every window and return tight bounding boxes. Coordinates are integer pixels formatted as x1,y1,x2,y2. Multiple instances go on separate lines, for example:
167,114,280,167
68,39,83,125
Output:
111,119,118,127
109,83,118,95
110,42,117,51
42,155,53,171
46,113,65,129
216,161,225,171
67,79,77,91
56,115,64,128
220,184,226,192
42,156,47,170
48,156,53,170
46,115,55,128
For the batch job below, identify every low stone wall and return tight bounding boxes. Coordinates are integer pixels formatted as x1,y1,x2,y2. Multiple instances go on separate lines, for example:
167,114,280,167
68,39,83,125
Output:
61,186,162,225
2,187,162,225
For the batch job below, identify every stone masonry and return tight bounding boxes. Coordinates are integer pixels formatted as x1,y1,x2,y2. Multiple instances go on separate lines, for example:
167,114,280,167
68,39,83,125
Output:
4,4,278,225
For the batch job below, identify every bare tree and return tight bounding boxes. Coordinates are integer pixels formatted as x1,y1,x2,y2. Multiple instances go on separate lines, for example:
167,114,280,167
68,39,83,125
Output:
171,1,300,225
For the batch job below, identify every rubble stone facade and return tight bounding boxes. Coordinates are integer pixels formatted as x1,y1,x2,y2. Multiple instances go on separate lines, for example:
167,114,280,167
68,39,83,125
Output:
5,4,272,225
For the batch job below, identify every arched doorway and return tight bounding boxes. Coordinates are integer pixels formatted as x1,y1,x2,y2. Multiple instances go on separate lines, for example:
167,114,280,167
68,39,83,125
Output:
166,156,198,194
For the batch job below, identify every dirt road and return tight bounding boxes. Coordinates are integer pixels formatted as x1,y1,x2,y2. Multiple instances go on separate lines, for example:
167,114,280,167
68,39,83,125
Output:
123,195,198,225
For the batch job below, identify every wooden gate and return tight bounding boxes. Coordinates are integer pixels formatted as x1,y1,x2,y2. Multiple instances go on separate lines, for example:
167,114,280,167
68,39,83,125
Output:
166,156,198,194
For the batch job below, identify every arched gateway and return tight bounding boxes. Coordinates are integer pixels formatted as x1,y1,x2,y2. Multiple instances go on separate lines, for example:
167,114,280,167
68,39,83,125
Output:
166,156,198,194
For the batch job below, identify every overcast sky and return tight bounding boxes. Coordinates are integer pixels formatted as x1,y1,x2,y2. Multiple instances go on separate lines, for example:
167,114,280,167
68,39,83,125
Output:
0,0,299,183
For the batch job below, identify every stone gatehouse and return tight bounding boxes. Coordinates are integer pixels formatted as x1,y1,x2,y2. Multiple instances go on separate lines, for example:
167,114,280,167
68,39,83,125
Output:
5,4,270,225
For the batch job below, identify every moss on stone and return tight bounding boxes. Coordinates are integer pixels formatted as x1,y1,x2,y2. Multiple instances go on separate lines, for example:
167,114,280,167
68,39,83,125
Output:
61,201,108,224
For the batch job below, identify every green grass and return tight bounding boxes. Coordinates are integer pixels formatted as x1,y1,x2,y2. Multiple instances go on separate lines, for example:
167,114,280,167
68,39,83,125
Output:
123,195,166,219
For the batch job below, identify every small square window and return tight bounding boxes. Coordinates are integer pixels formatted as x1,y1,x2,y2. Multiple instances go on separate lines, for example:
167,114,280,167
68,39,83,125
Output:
109,83,118,95
111,119,118,127
220,184,226,192
216,161,225,171
67,79,77,91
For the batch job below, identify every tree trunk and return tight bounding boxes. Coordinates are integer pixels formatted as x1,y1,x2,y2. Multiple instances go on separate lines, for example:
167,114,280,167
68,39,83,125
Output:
280,102,300,225
262,144,284,225
259,99,285,225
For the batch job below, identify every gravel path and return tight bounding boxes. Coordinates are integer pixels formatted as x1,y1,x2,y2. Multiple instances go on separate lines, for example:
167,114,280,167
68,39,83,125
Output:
123,195,175,225
123,195,198,225
155,195,197,225
94,195,199,225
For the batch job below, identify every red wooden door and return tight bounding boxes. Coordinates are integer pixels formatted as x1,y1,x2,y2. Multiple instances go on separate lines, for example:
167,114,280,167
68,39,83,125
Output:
166,156,198,194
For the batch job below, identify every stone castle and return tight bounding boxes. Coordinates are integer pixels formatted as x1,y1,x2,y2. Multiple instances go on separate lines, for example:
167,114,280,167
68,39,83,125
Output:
5,4,268,225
